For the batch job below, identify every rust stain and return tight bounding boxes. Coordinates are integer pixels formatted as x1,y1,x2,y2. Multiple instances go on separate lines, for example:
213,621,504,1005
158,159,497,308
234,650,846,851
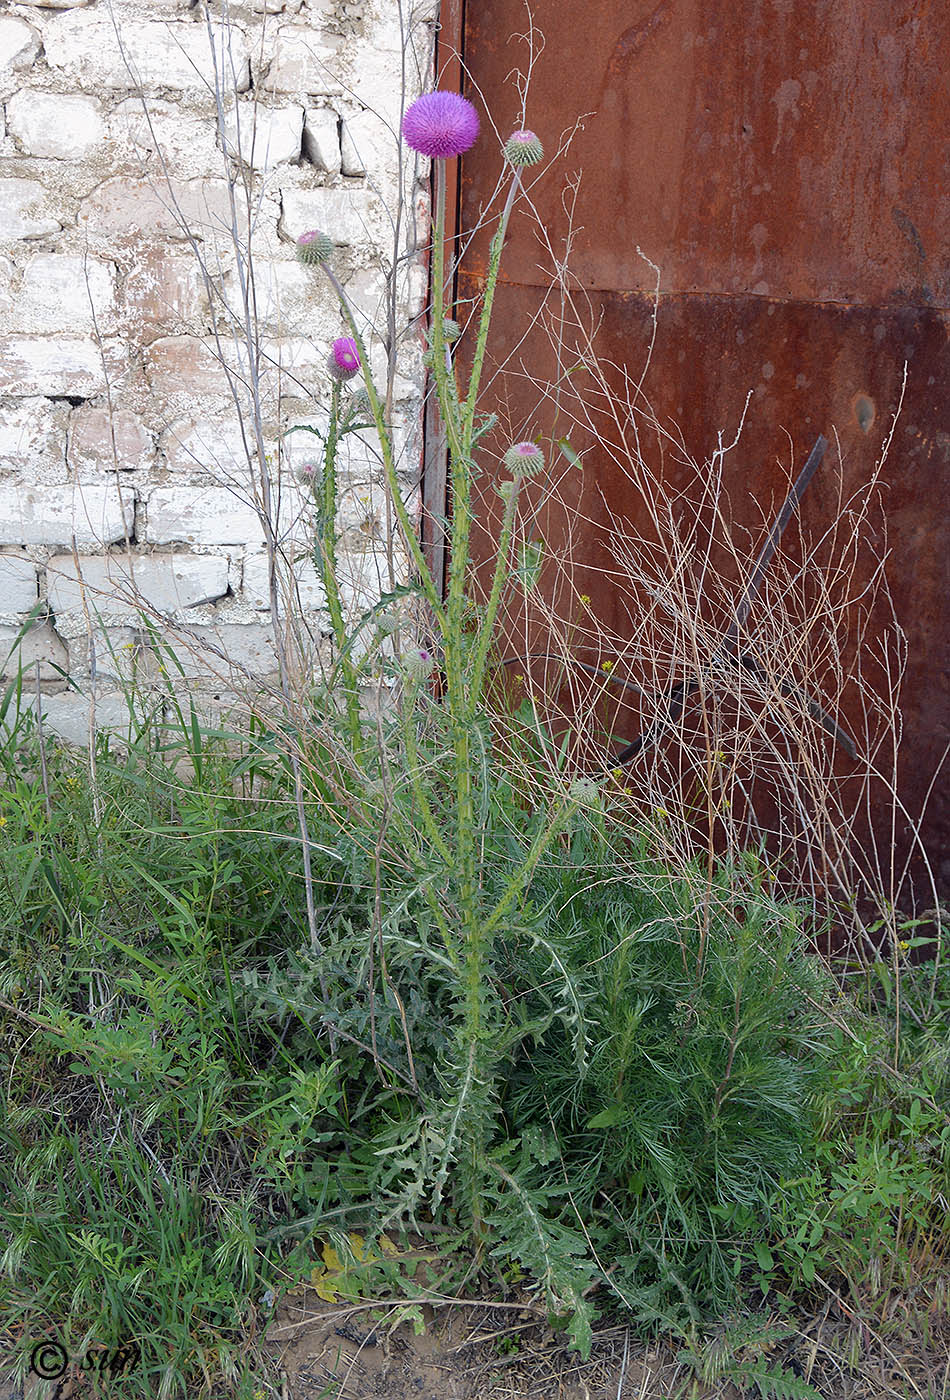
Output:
453,0,950,886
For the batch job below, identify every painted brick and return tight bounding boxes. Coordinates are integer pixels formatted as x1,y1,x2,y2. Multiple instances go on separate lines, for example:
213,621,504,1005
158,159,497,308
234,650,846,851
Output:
161,415,257,474
0,178,61,240
0,399,69,473
68,407,155,473
302,107,341,173
225,259,325,333
144,336,235,398
47,553,230,618
223,104,304,169
0,554,38,614
340,108,395,181
0,18,40,78
26,691,143,751
6,91,104,159
0,337,109,398
122,250,204,337
146,487,264,546
156,622,279,681
43,14,251,93
0,622,68,684
280,186,385,247
81,178,244,246
0,484,134,547
15,255,115,334
265,27,343,96
242,548,326,611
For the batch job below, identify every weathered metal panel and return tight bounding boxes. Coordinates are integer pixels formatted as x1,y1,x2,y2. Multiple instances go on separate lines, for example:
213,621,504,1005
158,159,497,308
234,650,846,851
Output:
450,0,949,885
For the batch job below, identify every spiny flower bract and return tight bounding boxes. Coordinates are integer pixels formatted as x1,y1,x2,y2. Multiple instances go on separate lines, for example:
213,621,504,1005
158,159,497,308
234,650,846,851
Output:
503,441,545,477
504,129,544,167
403,91,480,159
327,337,361,381
296,229,335,265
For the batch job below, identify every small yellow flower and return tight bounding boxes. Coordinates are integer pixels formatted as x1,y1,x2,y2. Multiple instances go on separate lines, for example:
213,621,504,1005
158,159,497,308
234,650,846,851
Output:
579,594,591,606
0,815,7,830
898,939,910,951
655,806,669,820
513,674,524,685
601,659,614,674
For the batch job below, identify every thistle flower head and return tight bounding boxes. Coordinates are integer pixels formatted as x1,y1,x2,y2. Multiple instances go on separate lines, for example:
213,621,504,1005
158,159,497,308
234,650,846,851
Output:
504,129,544,167
295,229,335,265
296,460,320,486
402,646,436,682
503,440,545,477
327,336,361,381
403,91,480,159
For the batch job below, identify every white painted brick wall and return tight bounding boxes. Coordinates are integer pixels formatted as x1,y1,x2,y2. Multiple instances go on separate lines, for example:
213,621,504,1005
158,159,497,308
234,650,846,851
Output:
0,0,432,722
0,484,134,547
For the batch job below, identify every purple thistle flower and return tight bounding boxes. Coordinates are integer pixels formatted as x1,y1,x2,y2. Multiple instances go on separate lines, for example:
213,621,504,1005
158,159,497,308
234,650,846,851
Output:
327,337,361,381
403,91,480,159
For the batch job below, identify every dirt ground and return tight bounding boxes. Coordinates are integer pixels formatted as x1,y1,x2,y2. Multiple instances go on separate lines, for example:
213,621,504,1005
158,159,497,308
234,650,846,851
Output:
3,1289,947,1400
264,1289,950,1400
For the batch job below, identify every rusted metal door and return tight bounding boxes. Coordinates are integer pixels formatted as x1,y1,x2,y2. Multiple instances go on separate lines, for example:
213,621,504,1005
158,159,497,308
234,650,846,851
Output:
439,0,949,891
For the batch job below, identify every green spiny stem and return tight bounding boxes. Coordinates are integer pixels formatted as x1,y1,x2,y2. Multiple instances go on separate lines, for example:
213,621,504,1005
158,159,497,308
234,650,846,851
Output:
468,476,522,713
481,787,589,942
397,683,454,867
314,378,364,757
320,263,444,625
460,171,521,451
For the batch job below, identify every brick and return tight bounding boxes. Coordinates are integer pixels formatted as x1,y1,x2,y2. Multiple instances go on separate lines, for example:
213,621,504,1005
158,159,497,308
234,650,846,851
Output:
301,107,341,174
0,622,68,684
340,108,393,179
0,399,69,473
280,186,385,247
6,91,104,159
144,336,235,398
15,255,115,334
18,0,95,9
145,487,264,546
43,14,251,93
265,27,343,96
0,554,38,614
161,415,257,474
0,178,61,240
81,177,243,246
0,337,109,398
227,259,324,333
242,548,325,610
68,406,155,473
223,103,304,169
112,98,223,178
0,484,134,547
27,691,142,751
0,18,40,78
47,552,230,619
122,250,204,336
161,623,279,681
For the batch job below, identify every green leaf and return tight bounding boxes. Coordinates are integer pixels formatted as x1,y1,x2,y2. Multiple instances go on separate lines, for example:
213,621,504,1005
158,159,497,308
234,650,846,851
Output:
557,439,582,469
753,1241,774,1272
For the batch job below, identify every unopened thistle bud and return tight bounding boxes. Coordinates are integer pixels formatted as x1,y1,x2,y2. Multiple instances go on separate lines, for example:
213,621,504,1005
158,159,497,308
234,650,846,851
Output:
347,387,373,419
495,479,517,502
296,229,335,265
296,461,320,487
503,440,544,477
327,336,361,381
504,129,544,167
402,646,436,682
442,318,462,343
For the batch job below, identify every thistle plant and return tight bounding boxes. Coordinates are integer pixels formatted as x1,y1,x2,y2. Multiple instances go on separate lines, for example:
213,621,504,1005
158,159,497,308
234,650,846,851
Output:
292,98,594,1245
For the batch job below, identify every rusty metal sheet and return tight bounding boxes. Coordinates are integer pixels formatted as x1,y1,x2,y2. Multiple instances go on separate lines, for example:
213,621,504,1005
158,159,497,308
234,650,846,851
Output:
449,0,950,887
